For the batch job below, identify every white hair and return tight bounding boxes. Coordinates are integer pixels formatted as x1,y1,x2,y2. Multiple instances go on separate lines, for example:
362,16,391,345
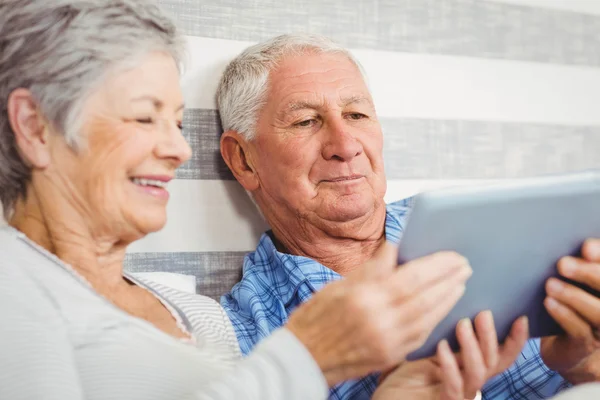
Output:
0,0,184,218
216,33,368,140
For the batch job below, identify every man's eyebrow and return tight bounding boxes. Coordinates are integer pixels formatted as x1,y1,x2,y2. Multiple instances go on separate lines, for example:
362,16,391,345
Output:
275,100,324,120
341,95,373,107
285,100,324,112
277,95,373,117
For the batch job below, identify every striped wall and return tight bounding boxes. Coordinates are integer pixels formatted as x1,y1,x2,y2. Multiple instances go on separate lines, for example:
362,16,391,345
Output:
125,0,600,300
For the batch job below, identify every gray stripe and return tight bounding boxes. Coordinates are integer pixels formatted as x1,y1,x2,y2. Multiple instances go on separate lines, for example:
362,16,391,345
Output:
382,119,600,179
125,251,246,300
178,108,600,180
178,109,232,180
157,0,600,68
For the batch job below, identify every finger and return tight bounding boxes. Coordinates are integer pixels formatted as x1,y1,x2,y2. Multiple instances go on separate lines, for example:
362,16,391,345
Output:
582,238,600,263
400,280,467,349
473,310,499,371
496,316,529,373
556,256,600,292
456,318,487,396
398,261,471,307
544,297,593,341
546,278,600,327
438,339,463,400
392,251,472,300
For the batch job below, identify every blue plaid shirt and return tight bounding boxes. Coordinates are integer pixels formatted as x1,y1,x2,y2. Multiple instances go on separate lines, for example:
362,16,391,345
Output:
483,339,571,399
221,198,571,400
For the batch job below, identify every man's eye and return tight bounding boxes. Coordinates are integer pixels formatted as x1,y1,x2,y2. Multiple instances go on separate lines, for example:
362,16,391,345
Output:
347,113,366,120
295,119,317,127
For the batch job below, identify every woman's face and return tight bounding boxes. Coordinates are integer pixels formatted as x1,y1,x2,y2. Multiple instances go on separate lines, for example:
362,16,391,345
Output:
46,51,191,241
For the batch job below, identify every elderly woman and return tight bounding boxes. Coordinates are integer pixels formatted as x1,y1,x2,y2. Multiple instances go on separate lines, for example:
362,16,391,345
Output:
0,1,533,400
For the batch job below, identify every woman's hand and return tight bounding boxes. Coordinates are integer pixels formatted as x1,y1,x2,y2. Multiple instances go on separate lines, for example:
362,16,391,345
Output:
286,241,473,386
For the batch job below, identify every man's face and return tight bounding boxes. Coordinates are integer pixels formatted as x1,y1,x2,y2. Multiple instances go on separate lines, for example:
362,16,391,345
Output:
249,52,387,226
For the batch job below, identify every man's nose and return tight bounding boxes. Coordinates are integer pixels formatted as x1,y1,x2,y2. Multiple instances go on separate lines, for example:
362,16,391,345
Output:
321,120,364,162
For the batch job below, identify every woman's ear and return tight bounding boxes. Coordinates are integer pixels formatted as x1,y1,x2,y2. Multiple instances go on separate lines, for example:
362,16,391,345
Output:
7,88,52,168
220,130,260,191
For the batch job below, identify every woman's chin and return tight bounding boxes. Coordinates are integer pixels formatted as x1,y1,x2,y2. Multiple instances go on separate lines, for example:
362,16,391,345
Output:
141,217,167,234
128,210,168,237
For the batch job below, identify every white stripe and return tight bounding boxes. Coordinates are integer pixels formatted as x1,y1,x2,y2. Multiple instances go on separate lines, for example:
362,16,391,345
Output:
383,179,500,203
487,0,600,16
181,35,600,126
127,178,501,254
127,179,268,254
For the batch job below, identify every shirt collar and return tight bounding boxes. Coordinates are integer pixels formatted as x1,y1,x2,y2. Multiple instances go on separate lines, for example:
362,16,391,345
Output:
251,199,413,306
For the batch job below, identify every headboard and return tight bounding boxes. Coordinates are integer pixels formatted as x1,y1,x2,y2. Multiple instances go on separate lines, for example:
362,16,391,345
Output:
124,0,600,300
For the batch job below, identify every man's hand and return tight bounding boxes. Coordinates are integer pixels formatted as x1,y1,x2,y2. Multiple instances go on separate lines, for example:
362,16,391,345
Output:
541,238,600,384
372,311,529,400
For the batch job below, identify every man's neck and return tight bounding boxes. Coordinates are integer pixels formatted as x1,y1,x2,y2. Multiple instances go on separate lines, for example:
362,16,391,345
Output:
10,188,129,289
268,203,388,275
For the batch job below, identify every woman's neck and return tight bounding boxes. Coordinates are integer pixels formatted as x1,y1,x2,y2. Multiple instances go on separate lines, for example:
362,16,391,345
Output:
10,190,129,289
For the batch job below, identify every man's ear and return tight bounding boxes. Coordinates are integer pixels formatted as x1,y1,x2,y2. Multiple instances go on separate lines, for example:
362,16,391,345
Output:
7,88,52,169
220,130,260,191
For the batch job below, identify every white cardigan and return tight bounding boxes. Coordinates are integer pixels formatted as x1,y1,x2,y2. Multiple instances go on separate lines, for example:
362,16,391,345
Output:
0,226,327,400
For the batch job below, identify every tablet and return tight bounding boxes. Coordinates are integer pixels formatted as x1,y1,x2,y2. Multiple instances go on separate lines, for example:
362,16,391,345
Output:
397,170,600,361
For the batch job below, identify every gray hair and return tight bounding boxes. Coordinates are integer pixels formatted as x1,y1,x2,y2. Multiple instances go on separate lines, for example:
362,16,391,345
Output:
216,33,367,141
0,0,184,217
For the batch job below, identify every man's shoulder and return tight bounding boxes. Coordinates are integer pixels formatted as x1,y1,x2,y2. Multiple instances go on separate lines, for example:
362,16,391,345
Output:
219,247,285,317
384,197,414,243
386,197,414,216
231,240,280,289
220,246,292,353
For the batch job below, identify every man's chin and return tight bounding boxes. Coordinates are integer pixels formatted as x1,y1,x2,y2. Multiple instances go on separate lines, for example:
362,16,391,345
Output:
318,201,380,223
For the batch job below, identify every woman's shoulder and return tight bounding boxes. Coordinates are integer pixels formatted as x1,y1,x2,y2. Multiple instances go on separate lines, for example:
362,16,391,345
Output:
0,225,46,284
0,224,23,256
0,226,69,321
0,225,87,291
0,225,60,271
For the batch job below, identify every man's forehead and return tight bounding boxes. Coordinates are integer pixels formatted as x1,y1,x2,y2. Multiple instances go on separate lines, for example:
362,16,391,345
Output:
265,52,372,112
282,94,373,112
271,52,362,82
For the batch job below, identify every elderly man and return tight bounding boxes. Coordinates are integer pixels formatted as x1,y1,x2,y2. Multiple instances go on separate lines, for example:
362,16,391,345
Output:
217,34,600,399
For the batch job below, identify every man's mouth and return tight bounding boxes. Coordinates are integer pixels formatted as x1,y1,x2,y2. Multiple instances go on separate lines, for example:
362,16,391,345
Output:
325,175,365,183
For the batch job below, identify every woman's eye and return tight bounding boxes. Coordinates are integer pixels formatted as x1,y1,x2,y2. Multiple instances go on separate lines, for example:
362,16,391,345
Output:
136,118,154,124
